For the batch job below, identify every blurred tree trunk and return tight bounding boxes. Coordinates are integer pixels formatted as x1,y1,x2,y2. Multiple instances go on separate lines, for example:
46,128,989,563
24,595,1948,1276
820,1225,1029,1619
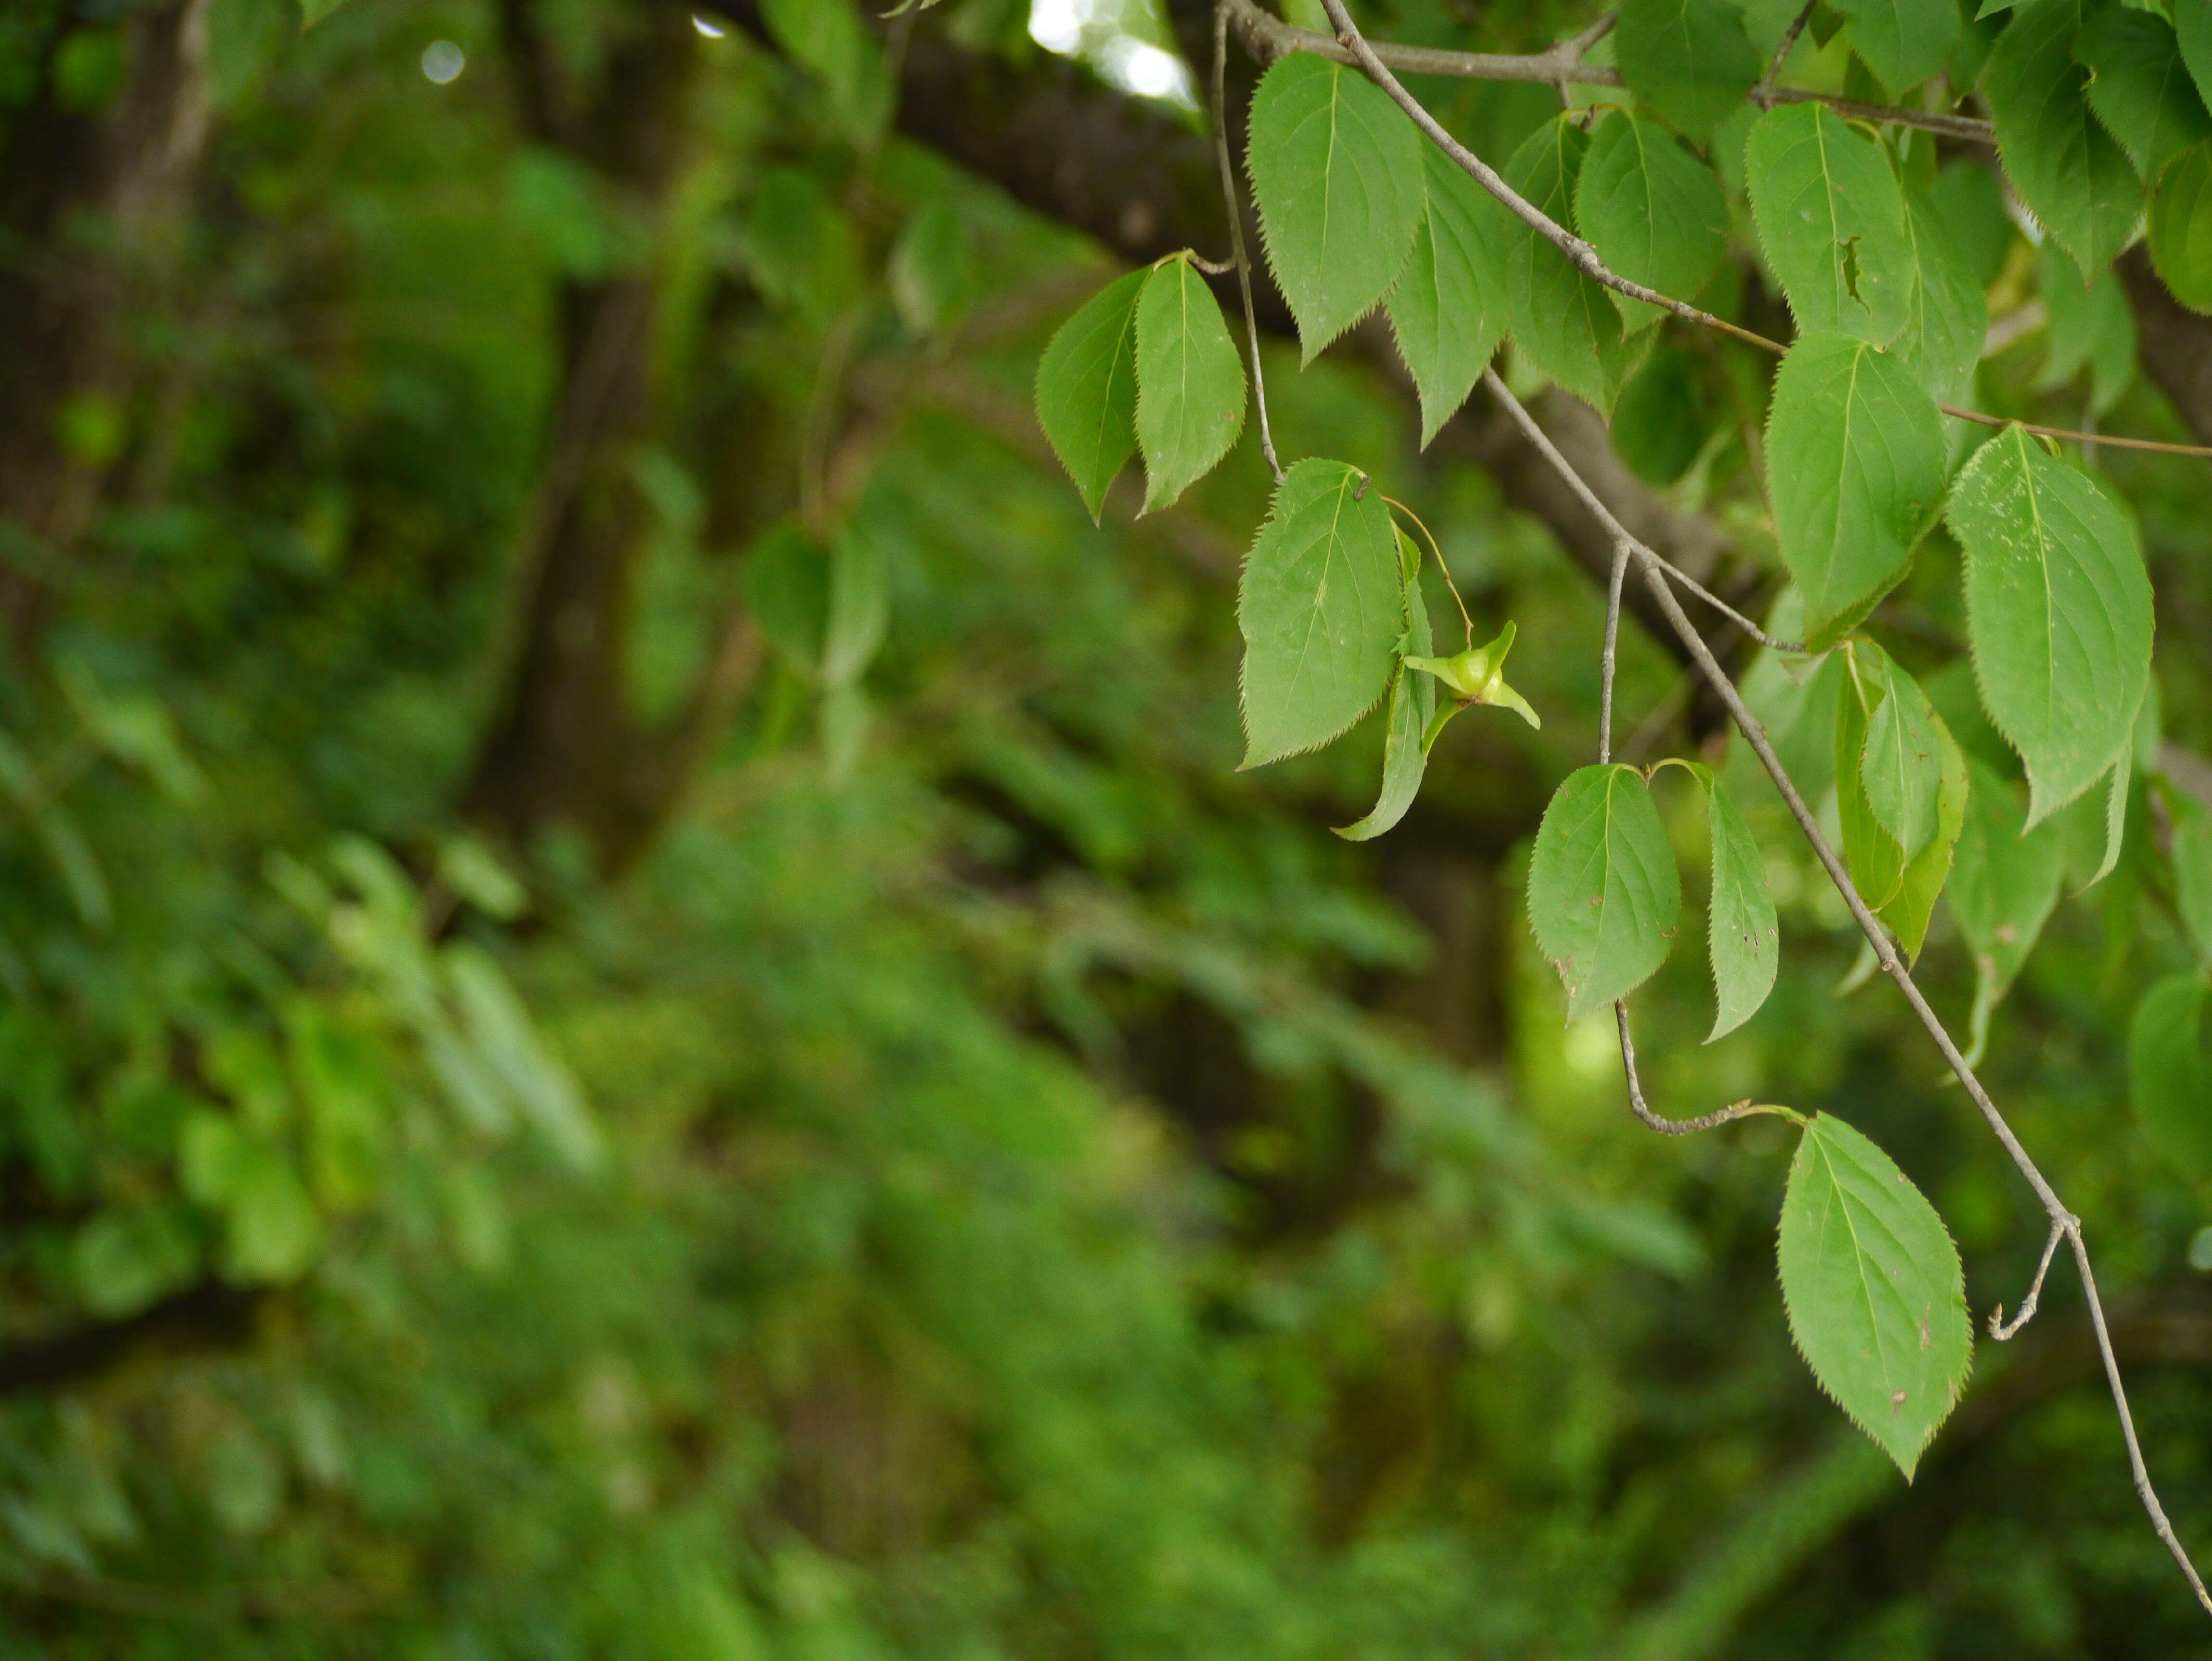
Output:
463,2,737,870
0,0,214,651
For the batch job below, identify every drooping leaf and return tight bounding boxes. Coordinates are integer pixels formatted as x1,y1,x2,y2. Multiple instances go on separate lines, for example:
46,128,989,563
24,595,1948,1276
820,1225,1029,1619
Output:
1894,170,1991,404
1573,109,1731,332
1246,52,1427,363
1527,764,1682,1023
1612,345,1721,484
760,0,890,138
1706,778,1779,1041
2168,792,2212,965
2148,141,2212,314
1981,0,2143,283
1615,0,1763,144
1744,103,1915,345
1834,0,1960,93
1948,759,2066,1057
1502,117,1648,411
1836,646,1906,910
1929,158,2016,289
2181,0,2212,112
1238,460,1405,769
2076,5,2212,184
1134,256,1247,513
1877,706,1970,962
1946,426,2154,825
821,527,887,688
2129,973,2212,1181
1035,271,1146,523
742,520,830,673
1337,541,1435,842
1387,144,1511,447
2036,237,2137,413
1765,333,1949,650
1778,1113,1973,1479
1854,642,1946,864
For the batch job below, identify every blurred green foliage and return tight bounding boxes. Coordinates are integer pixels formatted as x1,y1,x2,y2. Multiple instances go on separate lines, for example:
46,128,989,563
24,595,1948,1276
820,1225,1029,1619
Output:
0,0,2209,1658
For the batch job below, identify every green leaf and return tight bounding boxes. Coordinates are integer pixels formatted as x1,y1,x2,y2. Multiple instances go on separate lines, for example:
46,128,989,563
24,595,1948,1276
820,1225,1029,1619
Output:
1877,706,1969,962
1834,0,1960,93
1527,765,1682,1023
1929,158,2016,289
1706,778,1779,1041
1246,52,1427,364
889,201,975,336
1135,256,1247,513
2181,0,2212,111
1981,0,2143,283
1238,460,1406,769
1616,0,1763,144
2148,141,2212,314
1502,118,1648,411
2129,973,2212,1181
2036,238,2137,413
1946,425,2154,825
1386,144,1511,448
2167,792,2212,964
822,527,887,688
2077,6,2212,184
1948,759,2066,1056
1835,645,1906,910
1336,553,1435,842
298,0,348,25
1778,1113,1972,1479
1612,345,1721,485
742,521,830,673
1745,104,1915,345
1574,110,1731,333
1765,334,1949,650
1893,170,1990,404
1853,642,1946,863
760,0,889,137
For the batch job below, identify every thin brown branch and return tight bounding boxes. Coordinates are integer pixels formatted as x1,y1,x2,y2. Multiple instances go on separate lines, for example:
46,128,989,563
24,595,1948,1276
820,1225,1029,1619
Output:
1991,1219,2066,1341
1480,363,2212,1619
1615,1004,1794,1134
1226,0,1994,143
1759,2,1816,92
1294,3,2212,463
1213,1,1281,482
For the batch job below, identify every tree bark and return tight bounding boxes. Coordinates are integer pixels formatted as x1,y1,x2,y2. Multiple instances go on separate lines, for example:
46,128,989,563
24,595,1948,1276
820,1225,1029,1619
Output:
0,0,216,650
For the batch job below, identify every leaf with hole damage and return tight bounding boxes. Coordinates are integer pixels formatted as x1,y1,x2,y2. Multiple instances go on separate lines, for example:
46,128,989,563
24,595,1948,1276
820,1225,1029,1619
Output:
1246,52,1426,364
1834,0,1959,94
1502,118,1647,411
1779,1113,1972,1480
2130,974,2212,1182
1946,425,2153,826
1982,0,2143,283
1706,777,1779,1041
2078,6,2212,184
1766,334,1948,650
1238,459,1405,769
1135,256,1246,513
1616,0,1761,144
1746,103,1914,345
1528,765,1681,1023
1388,144,1511,448
1574,109,1730,333
1035,270,1144,521
2150,142,2212,315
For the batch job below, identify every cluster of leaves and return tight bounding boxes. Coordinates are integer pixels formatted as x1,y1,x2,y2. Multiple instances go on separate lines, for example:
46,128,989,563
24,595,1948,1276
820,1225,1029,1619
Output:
1033,0,2212,1492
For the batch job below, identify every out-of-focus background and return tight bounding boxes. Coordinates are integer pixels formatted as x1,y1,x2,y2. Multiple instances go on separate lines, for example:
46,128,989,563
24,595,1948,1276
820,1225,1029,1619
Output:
1,0,2211,1655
